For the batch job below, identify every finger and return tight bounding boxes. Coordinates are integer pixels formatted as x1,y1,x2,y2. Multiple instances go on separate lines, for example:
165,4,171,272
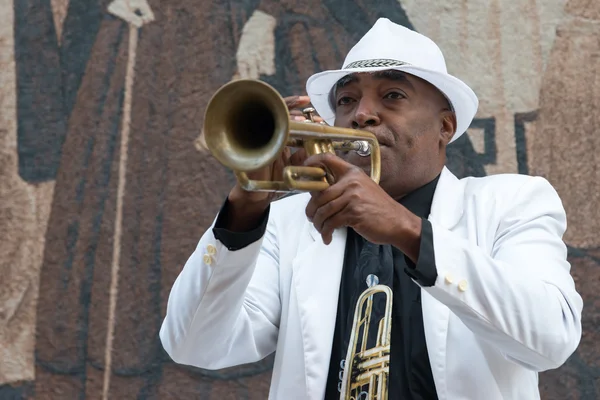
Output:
305,181,346,221
321,202,351,245
311,195,349,234
272,146,291,182
288,148,308,166
290,110,324,122
304,152,357,183
284,95,311,109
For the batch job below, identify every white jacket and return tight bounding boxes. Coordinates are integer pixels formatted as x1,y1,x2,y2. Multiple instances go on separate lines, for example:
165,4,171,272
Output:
160,167,583,399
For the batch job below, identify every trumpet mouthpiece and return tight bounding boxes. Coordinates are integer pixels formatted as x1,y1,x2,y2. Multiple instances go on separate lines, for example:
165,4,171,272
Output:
356,141,371,157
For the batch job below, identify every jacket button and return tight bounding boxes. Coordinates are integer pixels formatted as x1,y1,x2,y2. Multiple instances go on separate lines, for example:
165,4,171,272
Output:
206,244,217,255
203,254,213,265
458,280,468,292
444,274,454,284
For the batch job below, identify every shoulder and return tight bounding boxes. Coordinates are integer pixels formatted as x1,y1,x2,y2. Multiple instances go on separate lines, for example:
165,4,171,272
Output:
461,172,558,200
459,172,565,221
461,172,533,193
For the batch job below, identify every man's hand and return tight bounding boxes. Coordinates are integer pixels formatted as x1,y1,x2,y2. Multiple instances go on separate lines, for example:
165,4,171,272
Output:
304,153,423,262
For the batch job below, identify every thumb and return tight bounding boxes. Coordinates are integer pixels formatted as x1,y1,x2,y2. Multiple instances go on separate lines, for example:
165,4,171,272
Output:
284,95,311,109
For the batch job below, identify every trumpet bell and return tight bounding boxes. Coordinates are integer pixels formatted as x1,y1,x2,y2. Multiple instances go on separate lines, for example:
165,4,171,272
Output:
203,79,290,172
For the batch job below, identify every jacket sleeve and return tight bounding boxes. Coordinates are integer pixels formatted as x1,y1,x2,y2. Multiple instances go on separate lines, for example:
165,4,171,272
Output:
212,198,269,250
159,205,281,370
422,176,583,372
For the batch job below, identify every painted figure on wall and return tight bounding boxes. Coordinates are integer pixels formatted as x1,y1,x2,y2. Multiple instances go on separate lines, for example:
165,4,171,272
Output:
31,0,246,397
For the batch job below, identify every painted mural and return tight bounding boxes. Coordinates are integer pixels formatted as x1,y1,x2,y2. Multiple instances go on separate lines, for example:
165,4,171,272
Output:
0,0,598,398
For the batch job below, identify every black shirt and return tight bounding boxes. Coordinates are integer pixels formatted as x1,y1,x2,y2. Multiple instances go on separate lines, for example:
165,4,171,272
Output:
212,176,440,399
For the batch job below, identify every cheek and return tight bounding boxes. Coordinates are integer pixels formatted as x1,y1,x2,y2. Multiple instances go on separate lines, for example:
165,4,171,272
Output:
400,119,440,152
390,128,417,153
385,135,426,173
333,113,352,128
387,119,417,149
378,148,404,179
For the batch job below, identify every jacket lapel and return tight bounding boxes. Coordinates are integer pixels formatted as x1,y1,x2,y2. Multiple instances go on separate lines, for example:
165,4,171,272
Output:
292,220,347,399
429,166,464,230
421,166,465,399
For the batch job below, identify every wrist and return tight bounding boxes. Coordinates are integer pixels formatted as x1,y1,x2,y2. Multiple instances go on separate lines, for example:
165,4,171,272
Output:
390,205,422,263
229,185,271,210
225,187,271,232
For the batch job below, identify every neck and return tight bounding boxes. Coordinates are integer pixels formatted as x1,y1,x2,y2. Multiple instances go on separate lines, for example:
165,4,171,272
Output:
389,167,443,201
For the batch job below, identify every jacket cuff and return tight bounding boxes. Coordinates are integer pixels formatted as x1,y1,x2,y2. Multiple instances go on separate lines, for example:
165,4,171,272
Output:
212,198,270,251
404,218,438,287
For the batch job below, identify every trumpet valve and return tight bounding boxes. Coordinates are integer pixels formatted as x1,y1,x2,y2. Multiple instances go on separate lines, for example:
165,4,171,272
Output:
302,107,316,122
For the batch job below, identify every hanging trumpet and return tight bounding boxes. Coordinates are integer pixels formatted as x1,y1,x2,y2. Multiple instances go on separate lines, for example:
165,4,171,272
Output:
339,274,392,400
202,79,381,192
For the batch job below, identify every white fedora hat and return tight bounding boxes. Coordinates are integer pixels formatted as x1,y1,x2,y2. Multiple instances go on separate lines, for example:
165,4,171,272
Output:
306,18,479,143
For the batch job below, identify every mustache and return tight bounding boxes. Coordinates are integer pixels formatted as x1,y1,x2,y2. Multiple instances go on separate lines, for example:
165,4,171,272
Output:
359,127,394,147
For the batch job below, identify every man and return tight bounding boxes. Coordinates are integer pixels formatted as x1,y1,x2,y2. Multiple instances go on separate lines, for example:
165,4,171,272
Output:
160,18,583,399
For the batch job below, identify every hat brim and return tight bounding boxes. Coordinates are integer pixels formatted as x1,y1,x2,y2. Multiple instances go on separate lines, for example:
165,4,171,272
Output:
305,65,479,143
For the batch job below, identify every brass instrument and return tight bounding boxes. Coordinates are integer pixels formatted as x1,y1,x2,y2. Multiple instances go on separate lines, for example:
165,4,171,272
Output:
339,274,392,400
202,79,381,192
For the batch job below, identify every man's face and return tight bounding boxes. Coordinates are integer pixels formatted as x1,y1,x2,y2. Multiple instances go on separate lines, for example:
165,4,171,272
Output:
331,70,456,199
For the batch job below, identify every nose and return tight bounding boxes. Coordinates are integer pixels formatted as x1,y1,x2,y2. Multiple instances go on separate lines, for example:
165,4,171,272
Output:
351,98,381,129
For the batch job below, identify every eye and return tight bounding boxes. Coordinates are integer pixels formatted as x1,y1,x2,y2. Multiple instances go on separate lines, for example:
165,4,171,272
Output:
384,91,405,100
337,96,354,106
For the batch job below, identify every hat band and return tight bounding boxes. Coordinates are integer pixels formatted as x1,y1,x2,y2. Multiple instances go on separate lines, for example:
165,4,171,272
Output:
343,59,410,69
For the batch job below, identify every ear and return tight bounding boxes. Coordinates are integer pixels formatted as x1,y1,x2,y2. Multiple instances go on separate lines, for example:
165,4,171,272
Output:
439,111,457,146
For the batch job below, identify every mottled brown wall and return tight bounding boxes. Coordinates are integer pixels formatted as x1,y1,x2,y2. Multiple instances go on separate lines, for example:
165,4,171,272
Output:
0,0,598,398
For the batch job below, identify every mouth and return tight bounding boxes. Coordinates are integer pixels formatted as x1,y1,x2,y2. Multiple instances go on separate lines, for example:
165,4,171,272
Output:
363,130,392,148
339,145,385,168
368,138,391,151
336,138,389,159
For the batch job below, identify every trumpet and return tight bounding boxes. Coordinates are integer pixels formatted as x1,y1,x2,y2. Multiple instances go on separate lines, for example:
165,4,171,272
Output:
339,274,392,400
202,79,381,192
